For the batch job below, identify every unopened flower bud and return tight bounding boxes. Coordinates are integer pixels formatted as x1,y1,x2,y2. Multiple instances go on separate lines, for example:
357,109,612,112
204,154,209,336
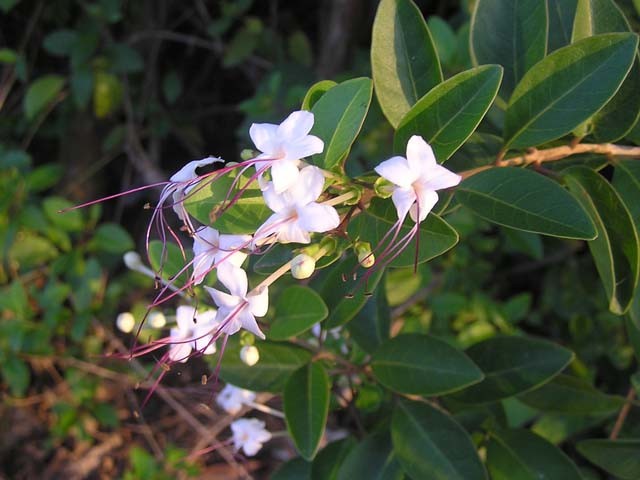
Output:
116,312,136,333
374,177,395,198
355,242,375,268
240,149,255,161
148,311,166,328
291,253,316,279
240,345,260,366
123,251,142,270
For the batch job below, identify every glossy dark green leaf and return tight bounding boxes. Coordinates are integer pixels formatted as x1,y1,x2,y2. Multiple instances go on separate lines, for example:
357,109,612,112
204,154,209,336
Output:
88,223,135,254
445,133,503,171
626,317,640,361
518,374,625,414
348,286,391,353
219,341,312,393
270,286,328,340
578,439,640,480
547,0,577,52
470,0,547,101
272,457,312,480
394,65,502,161
43,29,78,56
337,430,404,480
456,167,597,239
371,0,442,128
24,75,65,120
317,257,385,329
310,77,372,170
371,334,483,396
451,336,574,404
148,240,192,285
348,198,459,268
392,400,487,480
311,437,355,480
184,170,271,235
487,429,582,480
573,0,640,142
302,80,337,110
284,363,330,460
565,166,640,314
504,33,638,148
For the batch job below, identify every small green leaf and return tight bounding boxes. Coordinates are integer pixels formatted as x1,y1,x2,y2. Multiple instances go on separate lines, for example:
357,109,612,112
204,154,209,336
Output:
311,438,355,480
301,80,337,111
564,166,640,314
269,286,328,340
547,0,578,52
456,167,597,239
371,334,484,396
392,399,488,480
43,197,84,232
310,77,373,170
0,47,17,64
43,29,78,56
89,223,135,254
24,75,65,120
517,374,625,414
272,457,312,480
394,65,502,161
284,363,330,460
219,340,312,392
107,43,144,73
371,0,442,128
451,336,574,404
148,240,192,285
337,431,404,480
504,33,638,148
487,429,582,480
0,0,19,13
349,287,391,353
348,197,459,268
578,439,640,480
2,356,30,396
470,0,547,101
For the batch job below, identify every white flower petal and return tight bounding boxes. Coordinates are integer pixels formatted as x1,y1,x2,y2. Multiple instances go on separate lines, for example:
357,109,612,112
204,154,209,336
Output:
217,263,248,298
169,341,192,363
375,156,417,188
410,189,439,223
270,159,300,194
261,184,287,212
193,227,220,257
406,135,437,176
170,157,223,183
238,310,265,339
204,286,241,310
277,110,315,139
249,123,279,154
281,135,324,163
279,221,311,244
297,202,340,233
422,165,462,191
248,286,269,317
175,305,197,333
289,165,325,205
192,253,215,285
391,187,417,221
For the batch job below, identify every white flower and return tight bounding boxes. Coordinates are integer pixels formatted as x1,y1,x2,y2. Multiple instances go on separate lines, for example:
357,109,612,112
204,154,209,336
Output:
191,227,251,284
374,136,461,223
217,384,257,415
230,418,272,456
204,264,268,339
240,345,260,366
253,166,340,245
116,312,135,333
166,156,224,221
168,305,218,363
250,111,324,193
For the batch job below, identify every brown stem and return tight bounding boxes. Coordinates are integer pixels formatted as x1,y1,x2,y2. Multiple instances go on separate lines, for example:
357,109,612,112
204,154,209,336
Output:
610,387,636,439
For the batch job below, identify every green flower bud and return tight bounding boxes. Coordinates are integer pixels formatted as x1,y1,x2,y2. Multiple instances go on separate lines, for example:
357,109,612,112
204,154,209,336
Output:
355,241,375,268
374,177,395,198
291,253,316,279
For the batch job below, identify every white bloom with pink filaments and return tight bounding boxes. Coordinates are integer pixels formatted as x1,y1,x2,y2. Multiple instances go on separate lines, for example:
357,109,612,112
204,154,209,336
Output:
168,305,219,363
375,135,461,223
253,165,340,245
230,418,272,456
250,110,324,193
204,264,268,340
191,227,251,285
217,384,257,415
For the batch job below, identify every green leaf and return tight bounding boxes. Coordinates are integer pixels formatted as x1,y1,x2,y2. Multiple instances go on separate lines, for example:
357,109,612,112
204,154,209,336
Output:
394,65,502,161
573,0,640,142
269,286,328,340
504,33,638,149
219,340,312,392
0,0,19,13
311,438,356,480
564,166,640,314
9,232,58,269
392,399,487,480
301,80,336,111
310,77,373,170
162,71,182,104
89,223,135,254
517,374,625,414
348,197,459,268
43,29,78,56
272,457,312,480
24,75,65,120
450,336,574,404
470,0,547,101
371,333,484,396
456,167,597,239
626,317,640,362
348,286,391,353
547,0,578,52
148,240,192,285
0,47,17,64
284,363,330,460
107,43,144,73
371,0,442,128
578,439,640,480
316,257,385,329
71,67,94,110
184,170,271,234
1,356,30,396
487,429,582,480
337,430,404,480
43,197,84,232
